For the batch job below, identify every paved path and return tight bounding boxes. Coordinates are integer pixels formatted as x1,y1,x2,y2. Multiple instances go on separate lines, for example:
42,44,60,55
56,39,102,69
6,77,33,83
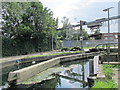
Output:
97,65,105,80
112,68,120,89
0,51,58,63
0,49,89,63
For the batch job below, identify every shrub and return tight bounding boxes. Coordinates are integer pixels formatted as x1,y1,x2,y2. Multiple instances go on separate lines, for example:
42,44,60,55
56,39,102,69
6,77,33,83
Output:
61,47,69,51
70,47,81,51
89,48,99,52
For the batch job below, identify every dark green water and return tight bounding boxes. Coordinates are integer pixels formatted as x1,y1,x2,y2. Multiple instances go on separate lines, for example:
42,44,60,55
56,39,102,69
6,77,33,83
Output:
0,63,34,87
20,59,91,89
1,59,92,89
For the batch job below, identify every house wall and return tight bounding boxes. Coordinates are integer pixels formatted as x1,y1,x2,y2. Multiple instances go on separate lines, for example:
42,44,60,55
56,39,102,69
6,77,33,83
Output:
101,33,119,40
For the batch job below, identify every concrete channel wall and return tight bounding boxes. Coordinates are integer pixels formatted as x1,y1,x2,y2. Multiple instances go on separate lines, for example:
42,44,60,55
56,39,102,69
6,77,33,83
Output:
101,54,119,62
8,52,99,84
8,57,61,83
1,53,81,69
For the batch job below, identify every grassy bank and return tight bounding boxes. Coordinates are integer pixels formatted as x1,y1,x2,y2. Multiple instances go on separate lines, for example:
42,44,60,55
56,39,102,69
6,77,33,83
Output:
92,64,118,88
102,64,114,79
23,51,82,59
92,80,117,88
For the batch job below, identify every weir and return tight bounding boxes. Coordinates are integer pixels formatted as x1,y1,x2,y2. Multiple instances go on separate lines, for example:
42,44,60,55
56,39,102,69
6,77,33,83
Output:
7,52,99,84
8,57,60,83
2,51,119,89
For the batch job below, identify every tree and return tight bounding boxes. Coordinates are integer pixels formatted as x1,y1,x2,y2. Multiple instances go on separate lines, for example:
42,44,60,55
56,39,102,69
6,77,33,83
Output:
57,16,89,41
2,2,58,56
94,30,102,40
57,16,71,40
68,29,89,40
61,16,69,29
82,29,89,40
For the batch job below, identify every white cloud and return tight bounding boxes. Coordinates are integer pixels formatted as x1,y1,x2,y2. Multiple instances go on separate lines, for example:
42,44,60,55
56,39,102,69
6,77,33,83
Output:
40,0,97,19
101,20,118,33
40,0,119,32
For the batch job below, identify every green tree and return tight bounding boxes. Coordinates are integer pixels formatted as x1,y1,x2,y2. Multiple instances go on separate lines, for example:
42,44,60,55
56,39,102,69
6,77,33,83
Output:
70,29,89,40
94,30,102,40
57,16,71,40
2,2,58,56
82,29,89,40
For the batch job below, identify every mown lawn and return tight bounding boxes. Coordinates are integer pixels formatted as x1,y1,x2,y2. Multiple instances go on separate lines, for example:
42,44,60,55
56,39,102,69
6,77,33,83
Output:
92,64,118,88
92,80,117,88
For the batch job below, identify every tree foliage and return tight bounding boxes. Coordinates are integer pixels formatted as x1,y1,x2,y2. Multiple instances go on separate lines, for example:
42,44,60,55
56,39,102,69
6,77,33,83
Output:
57,16,72,40
94,30,102,40
71,29,89,40
2,2,58,57
57,16,89,41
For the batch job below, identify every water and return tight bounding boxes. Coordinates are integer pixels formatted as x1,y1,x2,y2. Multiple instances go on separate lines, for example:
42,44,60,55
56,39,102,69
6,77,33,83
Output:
20,59,91,89
1,59,92,89
40,60,89,88
0,63,34,87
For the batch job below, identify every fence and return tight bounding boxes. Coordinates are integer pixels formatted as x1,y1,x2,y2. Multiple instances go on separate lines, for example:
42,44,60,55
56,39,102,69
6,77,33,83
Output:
62,39,118,48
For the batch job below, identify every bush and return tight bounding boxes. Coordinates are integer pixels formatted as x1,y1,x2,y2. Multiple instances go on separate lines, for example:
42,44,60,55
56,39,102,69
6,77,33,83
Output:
70,47,81,51
61,47,69,51
89,48,99,52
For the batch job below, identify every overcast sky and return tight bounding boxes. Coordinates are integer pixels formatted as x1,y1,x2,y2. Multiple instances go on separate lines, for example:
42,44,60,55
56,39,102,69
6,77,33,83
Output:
40,0,119,34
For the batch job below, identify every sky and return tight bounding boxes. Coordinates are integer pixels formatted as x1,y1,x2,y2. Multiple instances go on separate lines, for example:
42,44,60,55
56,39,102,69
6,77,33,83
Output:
40,0,119,34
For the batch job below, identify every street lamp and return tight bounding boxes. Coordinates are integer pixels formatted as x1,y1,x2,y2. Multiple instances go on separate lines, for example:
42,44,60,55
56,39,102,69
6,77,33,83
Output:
52,32,54,51
103,7,114,54
80,20,86,50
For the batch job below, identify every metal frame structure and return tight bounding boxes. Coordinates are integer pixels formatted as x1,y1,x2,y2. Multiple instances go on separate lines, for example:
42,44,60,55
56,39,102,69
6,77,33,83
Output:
74,15,120,51
72,15,120,27
57,15,120,52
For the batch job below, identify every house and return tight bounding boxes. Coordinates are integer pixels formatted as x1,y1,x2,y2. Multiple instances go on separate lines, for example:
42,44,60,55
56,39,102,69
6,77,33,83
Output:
101,33,119,40
89,33,102,40
88,32,119,41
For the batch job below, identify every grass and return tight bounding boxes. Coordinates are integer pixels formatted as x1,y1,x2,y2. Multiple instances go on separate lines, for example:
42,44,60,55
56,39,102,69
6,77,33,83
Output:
92,80,117,88
110,64,120,69
103,64,120,69
84,46,94,49
92,64,118,88
102,64,114,79
23,51,82,59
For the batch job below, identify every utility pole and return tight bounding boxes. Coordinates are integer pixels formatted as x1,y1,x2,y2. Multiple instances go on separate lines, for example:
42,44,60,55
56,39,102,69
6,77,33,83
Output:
80,20,84,50
118,2,120,55
52,31,54,51
103,7,114,54
77,28,79,46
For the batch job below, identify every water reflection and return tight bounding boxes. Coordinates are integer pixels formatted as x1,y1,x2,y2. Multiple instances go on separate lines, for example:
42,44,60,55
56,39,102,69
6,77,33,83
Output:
26,59,90,89
1,63,33,86
2,59,92,89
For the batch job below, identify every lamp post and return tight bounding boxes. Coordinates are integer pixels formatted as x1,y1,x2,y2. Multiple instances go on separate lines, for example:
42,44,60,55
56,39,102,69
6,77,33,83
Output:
80,20,86,50
80,20,83,50
52,32,54,51
103,7,114,54
118,2,120,56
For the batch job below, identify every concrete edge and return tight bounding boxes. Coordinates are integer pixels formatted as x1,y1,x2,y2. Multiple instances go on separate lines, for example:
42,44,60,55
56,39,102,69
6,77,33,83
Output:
8,52,100,83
